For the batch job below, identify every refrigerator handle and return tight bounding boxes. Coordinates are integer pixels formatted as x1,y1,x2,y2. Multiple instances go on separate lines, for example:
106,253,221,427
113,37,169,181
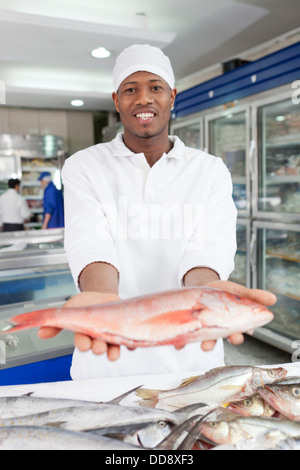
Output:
249,139,256,181
250,230,257,286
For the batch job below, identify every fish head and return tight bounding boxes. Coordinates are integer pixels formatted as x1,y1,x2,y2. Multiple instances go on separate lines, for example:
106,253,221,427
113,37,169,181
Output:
258,383,300,420
199,420,230,445
251,367,287,389
137,420,173,448
227,396,265,417
193,288,274,330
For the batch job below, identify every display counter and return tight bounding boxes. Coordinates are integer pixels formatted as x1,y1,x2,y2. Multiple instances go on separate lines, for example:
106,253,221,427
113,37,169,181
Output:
0,229,76,384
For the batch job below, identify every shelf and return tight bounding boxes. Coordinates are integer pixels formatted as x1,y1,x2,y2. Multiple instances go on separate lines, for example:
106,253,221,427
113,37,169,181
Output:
22,166,58,172
266,175,300,184
269,288,300,302
266,250,300,263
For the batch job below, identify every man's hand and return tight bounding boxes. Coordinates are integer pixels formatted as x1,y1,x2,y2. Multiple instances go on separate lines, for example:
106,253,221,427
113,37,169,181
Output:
38,291,122,361
200,280,277,351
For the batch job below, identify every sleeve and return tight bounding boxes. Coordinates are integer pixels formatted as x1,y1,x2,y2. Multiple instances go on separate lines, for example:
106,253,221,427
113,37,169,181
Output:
62,157,121,289
19,196,31,221
178,157,237,284
43,186,56,215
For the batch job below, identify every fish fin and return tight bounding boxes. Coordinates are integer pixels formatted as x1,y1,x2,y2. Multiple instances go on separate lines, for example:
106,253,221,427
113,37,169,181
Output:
178,375,201,388
46,421,67,428
4,308,56,333
135,388,160,407
108,385,143,404
21,392,34,397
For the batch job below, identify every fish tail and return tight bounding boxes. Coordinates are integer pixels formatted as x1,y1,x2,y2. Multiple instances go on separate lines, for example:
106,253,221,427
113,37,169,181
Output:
135,388,161,407
4,308,56,333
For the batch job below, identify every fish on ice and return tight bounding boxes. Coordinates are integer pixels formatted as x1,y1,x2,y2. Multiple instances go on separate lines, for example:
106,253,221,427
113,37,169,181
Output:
136,365,287,410
3,287,274,348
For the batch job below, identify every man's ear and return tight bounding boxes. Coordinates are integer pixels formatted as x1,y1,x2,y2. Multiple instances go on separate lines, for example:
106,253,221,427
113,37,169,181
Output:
171,88,177,109
112,92,120,113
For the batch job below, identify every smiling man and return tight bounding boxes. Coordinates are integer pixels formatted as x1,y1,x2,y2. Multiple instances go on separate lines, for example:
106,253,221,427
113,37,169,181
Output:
39,44,276,380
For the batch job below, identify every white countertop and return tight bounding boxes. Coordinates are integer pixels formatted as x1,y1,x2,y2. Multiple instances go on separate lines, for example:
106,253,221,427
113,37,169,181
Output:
0,362,299,407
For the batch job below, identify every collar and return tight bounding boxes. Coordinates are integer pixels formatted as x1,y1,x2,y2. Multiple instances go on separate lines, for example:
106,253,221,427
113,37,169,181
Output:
111,133,186,161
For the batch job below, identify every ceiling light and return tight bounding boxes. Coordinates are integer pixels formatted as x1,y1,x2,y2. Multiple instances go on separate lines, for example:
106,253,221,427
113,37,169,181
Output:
71,99,84,107
91,47,111,59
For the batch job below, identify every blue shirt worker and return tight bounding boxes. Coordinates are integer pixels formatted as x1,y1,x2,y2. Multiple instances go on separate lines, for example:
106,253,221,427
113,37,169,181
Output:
38,171,64,229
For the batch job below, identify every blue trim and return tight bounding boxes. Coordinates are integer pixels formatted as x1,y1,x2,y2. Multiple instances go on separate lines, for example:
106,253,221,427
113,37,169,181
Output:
0,354,73,386
173,42,300,119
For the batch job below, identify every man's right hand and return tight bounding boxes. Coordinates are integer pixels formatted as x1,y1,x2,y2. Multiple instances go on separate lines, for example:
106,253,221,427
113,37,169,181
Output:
38,291,122,361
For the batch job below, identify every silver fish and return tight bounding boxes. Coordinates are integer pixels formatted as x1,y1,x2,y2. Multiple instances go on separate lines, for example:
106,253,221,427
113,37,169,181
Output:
257,382,300,421
0,403,183,432
226,394,277,417
136,365,287,410
0,426,141,450
198,415,300,446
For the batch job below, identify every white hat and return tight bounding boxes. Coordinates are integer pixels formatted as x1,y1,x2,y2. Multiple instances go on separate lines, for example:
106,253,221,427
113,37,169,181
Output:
113,44,175,92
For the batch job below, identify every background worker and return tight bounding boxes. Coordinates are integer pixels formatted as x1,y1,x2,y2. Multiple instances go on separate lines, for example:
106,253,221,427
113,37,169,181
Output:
39,45,276,379
38,171,64,229
0,178,30,231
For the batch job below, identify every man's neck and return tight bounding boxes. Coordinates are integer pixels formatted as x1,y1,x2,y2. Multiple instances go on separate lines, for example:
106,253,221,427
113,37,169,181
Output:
123,131,173,167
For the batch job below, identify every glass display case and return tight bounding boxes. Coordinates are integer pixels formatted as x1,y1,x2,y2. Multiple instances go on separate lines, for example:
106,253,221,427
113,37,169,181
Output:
0,229,76,306
229,218,251,287
252,221,300,353
206,107,250,216
171,117,203,149
254,95,300,220
0,229,76,374
0,134,65,228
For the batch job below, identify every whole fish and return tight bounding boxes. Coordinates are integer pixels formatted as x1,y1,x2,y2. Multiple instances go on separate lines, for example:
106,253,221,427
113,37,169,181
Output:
226,394,277,417
0,403,183,432
0,426,141,450
136,365,287,410
257,382,300,421
197,415,300,446
4,287,274,348
0,386,140,419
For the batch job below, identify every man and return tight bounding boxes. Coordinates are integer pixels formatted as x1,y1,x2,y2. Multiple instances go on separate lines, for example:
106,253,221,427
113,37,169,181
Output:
38,171,64,229
0,178,30,231
39,45,276,379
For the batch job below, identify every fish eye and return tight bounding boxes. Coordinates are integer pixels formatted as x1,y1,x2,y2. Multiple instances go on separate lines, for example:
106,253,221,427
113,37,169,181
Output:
157,421,167,428
244,399,253,406
209,421,218,427
268,370,275,377
292,387,300,397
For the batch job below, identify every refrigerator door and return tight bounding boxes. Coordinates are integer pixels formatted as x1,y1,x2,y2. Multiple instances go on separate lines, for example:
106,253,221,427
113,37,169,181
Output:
253,94,300,221
170,116,203,149
205,107,250,216
252,221,300,353
230,218,251,287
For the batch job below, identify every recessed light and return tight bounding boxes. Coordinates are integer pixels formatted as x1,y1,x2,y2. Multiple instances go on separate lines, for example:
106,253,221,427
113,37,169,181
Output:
275,115,286,122
71,99,84,107
91,47,111,59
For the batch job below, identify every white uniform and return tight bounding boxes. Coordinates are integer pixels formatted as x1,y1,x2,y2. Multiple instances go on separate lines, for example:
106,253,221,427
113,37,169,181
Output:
0,188,30,226
62,133,237,379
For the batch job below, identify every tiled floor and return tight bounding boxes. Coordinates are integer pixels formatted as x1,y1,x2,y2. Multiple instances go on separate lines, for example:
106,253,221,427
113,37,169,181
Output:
224,334,292,366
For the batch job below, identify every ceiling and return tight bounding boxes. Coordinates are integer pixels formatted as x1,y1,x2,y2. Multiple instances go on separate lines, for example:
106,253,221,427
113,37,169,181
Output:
0,0,299,112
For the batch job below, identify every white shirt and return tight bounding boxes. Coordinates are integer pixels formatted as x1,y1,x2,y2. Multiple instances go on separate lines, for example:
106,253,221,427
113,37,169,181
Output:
62,133,237,379
0,188,31,225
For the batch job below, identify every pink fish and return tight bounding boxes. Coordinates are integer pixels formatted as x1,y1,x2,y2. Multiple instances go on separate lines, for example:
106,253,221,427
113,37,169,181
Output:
4,287,273,348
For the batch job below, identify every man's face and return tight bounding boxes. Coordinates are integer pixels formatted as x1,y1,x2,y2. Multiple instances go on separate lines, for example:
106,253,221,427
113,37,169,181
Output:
112,71,177,141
